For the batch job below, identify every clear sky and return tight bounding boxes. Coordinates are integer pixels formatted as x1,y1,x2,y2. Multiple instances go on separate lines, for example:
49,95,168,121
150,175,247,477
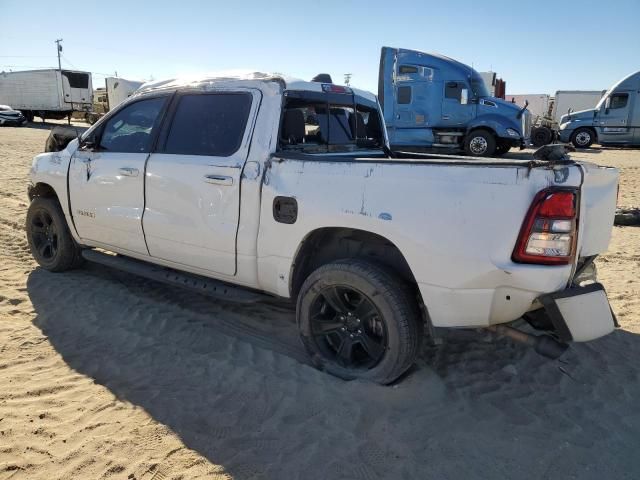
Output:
1,0,639,95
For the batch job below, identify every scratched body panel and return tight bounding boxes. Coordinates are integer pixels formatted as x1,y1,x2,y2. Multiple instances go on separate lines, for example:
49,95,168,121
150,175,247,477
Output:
258,158,586,327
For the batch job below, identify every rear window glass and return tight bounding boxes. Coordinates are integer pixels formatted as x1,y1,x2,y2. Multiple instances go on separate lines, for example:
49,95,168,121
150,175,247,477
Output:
164,93,252,156
62,71,89,89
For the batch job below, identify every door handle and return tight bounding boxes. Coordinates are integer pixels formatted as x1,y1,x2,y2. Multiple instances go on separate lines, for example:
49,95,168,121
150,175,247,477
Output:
204,174,234,186
119,167,139,177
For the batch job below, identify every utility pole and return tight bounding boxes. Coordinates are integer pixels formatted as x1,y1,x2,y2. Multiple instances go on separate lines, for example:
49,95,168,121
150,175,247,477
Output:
55,38,63,71
344,73,352,86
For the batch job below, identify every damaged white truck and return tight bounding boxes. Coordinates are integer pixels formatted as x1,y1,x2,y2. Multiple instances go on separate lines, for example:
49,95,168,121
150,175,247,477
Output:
27,73,619,384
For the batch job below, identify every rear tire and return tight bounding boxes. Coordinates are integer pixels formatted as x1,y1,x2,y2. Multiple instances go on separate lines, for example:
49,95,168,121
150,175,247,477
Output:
571,127,595,148
297,259,422,384
464,130,496,157
26,197,84,272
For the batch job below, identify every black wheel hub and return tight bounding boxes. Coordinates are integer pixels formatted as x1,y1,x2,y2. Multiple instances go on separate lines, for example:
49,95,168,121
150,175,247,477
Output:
309,285,387,370
30,210,58,260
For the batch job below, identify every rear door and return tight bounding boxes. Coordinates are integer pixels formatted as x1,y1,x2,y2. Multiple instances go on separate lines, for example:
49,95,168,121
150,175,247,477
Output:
69,94,170,254
597,91,635,144
61,71,92,107
143,89,259,276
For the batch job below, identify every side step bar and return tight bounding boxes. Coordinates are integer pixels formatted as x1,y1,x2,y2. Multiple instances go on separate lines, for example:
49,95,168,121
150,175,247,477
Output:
81,249,271,304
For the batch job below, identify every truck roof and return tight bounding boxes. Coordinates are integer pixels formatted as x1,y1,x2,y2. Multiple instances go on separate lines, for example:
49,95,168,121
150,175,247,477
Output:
137,71,378,104
606,70,640,91
0,68,91,75
385,47,478,80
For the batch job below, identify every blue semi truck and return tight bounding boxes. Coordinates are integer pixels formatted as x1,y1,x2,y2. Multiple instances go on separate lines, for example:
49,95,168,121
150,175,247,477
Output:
379,47,531,157
558,70,640,148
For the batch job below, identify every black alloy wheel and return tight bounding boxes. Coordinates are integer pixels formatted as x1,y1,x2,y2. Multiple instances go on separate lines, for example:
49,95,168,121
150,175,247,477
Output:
309,285,387,369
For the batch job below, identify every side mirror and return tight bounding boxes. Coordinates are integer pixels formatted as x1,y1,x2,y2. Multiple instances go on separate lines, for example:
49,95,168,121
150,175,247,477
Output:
604,97,610,114
80,138,96,150
460,88,469,105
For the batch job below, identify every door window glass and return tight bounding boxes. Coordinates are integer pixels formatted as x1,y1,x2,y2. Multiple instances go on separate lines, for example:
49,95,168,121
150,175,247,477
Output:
99,97,166,153
609,93,628,109
164,93,252,156
445,82,464,102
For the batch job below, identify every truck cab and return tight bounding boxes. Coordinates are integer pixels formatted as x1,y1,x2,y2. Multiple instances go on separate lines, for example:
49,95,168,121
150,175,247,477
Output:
558,70,640,148
379,47,531,157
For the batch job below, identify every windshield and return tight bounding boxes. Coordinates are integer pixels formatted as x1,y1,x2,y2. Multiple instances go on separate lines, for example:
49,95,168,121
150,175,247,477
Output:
278,92,385,154
595,91,610,109
470,72,490,98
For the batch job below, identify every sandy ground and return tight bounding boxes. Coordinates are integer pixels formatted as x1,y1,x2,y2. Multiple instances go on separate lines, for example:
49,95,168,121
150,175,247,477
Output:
1,124,639,480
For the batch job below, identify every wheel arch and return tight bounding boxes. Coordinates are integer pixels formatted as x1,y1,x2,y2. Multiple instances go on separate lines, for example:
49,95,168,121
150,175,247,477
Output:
575,126,598,142
289,227,422,304
466,126,497,139
28,182,60,202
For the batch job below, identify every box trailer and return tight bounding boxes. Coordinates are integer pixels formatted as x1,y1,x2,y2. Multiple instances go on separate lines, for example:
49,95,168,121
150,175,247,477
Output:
507,94,551,122
0,69,92,122
552,90,605,124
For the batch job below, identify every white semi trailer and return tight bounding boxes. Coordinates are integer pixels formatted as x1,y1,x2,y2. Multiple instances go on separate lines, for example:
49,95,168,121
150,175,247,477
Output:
0,69,92,122
86,77,144,124
552,90,606,124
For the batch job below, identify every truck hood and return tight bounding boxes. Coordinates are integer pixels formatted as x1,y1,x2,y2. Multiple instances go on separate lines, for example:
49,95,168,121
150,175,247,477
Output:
560,108,595,126
484,97,523,114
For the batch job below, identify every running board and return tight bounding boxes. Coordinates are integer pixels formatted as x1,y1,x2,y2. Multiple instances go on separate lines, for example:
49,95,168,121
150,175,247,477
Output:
81,249,270,304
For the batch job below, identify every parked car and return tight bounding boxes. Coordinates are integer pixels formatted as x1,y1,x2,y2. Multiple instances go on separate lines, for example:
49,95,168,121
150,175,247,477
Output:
26,73,618,384
0,105,27,126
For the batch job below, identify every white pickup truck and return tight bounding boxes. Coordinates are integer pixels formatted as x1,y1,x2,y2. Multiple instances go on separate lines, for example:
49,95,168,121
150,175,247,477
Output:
27,73,619,384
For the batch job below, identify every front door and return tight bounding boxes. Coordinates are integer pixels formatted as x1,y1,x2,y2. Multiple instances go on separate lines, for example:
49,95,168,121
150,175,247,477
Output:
143,90,258,276
69,95,169,255
441,80,475,126
597,91,635,144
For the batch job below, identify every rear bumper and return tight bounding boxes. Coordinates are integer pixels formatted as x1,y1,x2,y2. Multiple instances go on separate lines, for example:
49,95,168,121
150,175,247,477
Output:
539,283,616,342
420,281,615,343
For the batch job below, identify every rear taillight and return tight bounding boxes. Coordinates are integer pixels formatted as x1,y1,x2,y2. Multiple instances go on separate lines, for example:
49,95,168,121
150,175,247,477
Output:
512,188,578,265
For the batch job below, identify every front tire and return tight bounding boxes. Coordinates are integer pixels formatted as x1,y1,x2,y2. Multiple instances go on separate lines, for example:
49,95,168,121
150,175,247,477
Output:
26,197,84,272
571,127,595,148
464,130,496,157
494,142,511,156
297,260,422,384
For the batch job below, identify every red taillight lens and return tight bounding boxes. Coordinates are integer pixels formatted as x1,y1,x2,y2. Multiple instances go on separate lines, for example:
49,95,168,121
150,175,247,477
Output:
512,188,578,265
537,191,575,218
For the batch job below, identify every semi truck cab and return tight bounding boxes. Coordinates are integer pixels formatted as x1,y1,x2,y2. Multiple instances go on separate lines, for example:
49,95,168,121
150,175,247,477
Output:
379,47,531,157
558,70,640,148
